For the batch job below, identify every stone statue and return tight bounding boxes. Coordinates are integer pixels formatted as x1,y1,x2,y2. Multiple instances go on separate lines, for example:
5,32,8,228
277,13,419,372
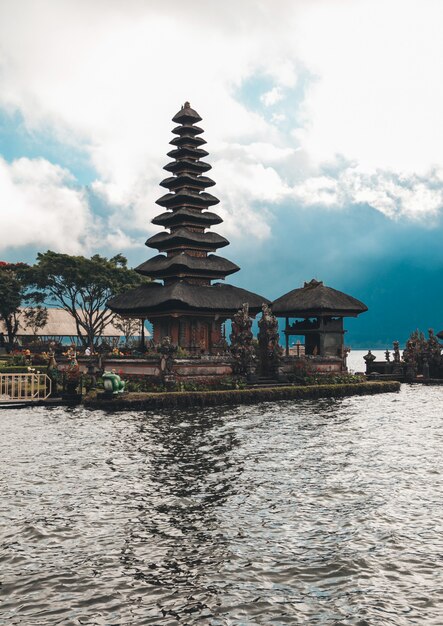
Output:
157,336,177,388
230,303,255,376
392,340,403,375
102,370,126,395
64,350,81,394
427,328,441,365
402,338,416,364
258,303,283,377
363,350,376,364
402,328,441,378
46,349,59,397
392,341,401,363
363,350,376,375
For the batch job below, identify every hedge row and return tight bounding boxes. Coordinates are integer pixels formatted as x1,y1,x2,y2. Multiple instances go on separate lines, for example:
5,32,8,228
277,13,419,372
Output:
84,380,401,411
0,366,45,374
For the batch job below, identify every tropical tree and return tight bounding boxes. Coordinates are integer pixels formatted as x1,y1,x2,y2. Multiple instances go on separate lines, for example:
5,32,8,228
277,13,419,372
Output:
113,315,143,347
29,251,145,348
23,305,49,338
0,262,42,348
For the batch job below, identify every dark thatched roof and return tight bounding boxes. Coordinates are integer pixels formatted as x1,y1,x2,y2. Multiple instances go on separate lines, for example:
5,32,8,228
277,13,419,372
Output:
172,103,202,125
135,253,239,279
108,281,269,316
146,228,228,252
156,190,219,208
169,135,206,148
271,279,368,317
152,208,222,228
171,124,204,136
160,174,215,191
167,146,209,160
164,159,211,174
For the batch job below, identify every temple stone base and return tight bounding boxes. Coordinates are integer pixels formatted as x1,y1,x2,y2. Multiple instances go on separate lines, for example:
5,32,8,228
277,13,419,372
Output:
77,356,233,384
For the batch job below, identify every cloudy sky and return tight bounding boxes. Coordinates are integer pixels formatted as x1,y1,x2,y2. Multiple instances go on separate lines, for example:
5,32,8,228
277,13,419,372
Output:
0,0,442,346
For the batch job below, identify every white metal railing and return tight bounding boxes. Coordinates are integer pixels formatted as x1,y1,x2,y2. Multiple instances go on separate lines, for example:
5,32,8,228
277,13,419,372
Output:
0,373,52,402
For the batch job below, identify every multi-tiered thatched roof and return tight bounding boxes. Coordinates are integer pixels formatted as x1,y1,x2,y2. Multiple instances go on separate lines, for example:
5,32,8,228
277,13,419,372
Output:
109,102,267,317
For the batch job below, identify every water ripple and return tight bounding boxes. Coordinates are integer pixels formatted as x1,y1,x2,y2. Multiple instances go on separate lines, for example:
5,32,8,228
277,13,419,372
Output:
0,384,442,624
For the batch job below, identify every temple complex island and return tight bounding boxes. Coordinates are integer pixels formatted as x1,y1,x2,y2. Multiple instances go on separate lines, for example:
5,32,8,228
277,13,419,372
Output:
108,103,267,354
271,279,368,367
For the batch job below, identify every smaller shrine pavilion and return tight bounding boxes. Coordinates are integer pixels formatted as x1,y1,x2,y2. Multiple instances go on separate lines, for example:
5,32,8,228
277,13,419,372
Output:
271,279,367,358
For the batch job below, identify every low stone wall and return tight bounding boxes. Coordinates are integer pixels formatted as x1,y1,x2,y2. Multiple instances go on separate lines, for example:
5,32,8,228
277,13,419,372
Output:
174,360,232,379
76,355,233,382
281,355,344,375
74,354,349,383
366,360,443,382
84,381,400,411
101,358,161,377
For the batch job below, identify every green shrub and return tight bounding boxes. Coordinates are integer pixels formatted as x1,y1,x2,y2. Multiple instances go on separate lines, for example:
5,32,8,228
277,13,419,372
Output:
115,374,165,393
303,372,365,385
11,355,26,366
219,376,246,389
0,366,45,374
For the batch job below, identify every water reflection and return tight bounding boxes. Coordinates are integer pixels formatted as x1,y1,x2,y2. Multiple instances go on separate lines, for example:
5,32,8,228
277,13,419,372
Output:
117,407,242,620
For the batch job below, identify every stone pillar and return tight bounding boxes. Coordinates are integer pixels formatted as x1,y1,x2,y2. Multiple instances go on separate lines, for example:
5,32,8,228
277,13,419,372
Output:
285,318,289,357
139,319,146,352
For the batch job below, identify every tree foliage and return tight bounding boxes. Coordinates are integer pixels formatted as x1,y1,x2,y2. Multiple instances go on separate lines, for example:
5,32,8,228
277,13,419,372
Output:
29,251,146,347
113,315,143,347
0,262,42,347
23,305,49,337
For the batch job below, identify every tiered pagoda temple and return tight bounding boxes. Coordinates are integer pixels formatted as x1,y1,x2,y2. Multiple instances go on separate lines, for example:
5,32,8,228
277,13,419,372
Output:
271,279,367,359
108,102,267,354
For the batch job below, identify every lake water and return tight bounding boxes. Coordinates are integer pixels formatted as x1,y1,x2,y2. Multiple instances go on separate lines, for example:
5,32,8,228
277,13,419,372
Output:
347,349,387,373
0,359,442,624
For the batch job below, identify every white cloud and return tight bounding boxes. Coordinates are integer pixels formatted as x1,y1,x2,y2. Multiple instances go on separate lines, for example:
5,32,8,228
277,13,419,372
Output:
294,0,443,173
261,87,284,107
271,113,287,124
0,157,144,255
292,175,340,207
0,157,92,254
0,0,442,256
212,159,288,240
292,166,443,222
104,228,143,251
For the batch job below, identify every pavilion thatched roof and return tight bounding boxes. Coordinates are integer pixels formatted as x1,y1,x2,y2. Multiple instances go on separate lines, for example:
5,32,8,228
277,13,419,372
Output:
271,279,368,317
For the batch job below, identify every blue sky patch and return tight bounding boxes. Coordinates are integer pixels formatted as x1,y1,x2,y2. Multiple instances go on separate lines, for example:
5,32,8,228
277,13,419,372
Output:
0,107,95,185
